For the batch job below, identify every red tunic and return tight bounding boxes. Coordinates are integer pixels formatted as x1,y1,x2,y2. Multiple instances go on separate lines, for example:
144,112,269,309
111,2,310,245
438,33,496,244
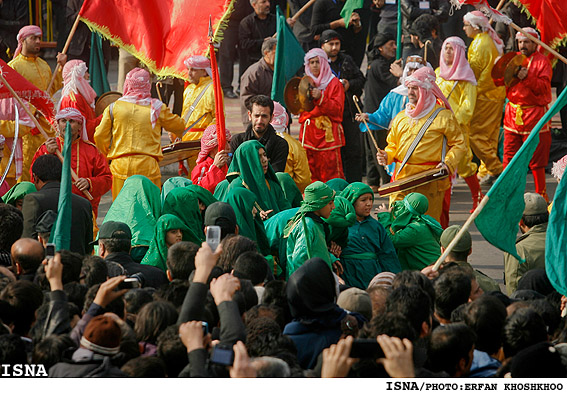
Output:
298,77,345,182
59,92,103,143
31,138,112,218
503,51,552,135
190,156,228,194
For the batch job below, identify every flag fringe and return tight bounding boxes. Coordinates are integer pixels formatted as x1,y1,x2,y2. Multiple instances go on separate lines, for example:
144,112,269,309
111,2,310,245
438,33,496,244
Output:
204,0,237,57
511,0,538,26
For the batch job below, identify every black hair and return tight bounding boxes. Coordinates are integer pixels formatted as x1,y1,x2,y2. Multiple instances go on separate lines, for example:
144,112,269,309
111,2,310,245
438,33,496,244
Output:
361,311,418,341
262,280,291,324
233,251,269,286
0,334,28,364
31,154,62,182
245,94,274,114
153,279,189,310
392,270,435,309
233,279,258,315
410,14,439,42
463,295,507,355
245,304,286,331
124,288,154,315
446,249,470,262
428,323,476,377
121,356,167,378
80,255,108,288
99,238,131,254
32,334,76,371
522,212,549,228
385,285,432,336
503,308,548,358
245,317,284,357
216,235,257,273
166,241,199,281
433,267,472,321
63,282,87,312
59,250,84,284
0,280,43,335
157,324,188,378
134,300,178,344
84,283,125,318
0,203,23,251
528,299,562,337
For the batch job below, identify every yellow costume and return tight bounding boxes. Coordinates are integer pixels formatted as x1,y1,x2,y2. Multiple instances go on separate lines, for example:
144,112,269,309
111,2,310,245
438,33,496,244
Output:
467,32,505,178
94,100,185,199
278,132,312,192
435,69,477,178
181,76,217,142
4,54,62,182
385,104,466,222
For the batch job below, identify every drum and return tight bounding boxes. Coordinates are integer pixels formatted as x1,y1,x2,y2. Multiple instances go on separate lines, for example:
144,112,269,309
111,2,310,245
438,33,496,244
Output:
95,91,122,116
160,141,201,167
378,167,449,197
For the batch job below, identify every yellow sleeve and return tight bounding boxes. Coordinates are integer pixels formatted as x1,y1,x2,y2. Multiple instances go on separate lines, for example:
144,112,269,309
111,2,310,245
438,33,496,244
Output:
93,105,113,157
467,37,484,82
49,67,63,96
441,111,466,174
0,121,31,138
285,136,312,192
158,104,186,137
453,82,477,125
385,114,402,165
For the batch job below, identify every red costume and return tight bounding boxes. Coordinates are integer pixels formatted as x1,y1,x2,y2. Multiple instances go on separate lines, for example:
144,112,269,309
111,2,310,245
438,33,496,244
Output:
502,50,552,199
191,156,228,193
299,76,345,182
31,138,112,218
59,92,102,142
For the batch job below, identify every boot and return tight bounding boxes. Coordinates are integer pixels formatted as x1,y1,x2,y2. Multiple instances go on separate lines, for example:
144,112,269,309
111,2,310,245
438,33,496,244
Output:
464,174,482,213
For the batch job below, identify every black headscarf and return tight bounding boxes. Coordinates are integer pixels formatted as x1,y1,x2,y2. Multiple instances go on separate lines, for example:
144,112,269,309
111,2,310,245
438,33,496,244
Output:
516,269,555,296
286,257,344,322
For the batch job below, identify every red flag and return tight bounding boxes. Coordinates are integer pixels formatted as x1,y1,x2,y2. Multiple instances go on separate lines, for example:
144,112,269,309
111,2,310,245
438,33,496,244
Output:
79,0,236,80
208,22,226,154
0,59,55,122
513,0,567,50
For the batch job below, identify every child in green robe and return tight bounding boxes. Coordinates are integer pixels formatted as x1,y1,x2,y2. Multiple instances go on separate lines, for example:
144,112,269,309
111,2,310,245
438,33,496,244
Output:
141,214,190,272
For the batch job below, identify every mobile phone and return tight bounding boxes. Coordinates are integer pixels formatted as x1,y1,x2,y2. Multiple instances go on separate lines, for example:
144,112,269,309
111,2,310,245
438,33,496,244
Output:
117,277,142,290
202,321,209,336
210,345,234,366
206,225,221,252
349,338,385,359
45,243,56,260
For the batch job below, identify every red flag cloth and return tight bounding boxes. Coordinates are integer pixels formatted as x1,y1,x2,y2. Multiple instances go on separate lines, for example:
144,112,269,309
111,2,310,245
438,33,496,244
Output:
79,0,236,80
0,58,55,122
513,0,567,50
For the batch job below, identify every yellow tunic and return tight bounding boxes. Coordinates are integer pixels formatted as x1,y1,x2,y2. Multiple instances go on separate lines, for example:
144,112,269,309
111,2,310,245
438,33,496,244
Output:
181,76,217,142
94,100,185,199
5,54,62,182
385,104,466,222
467,32,505,177
278,132,312,192
435,69,478,178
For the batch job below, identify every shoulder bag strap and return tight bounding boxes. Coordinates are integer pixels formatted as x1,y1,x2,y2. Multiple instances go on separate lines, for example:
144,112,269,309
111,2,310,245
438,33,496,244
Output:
183,81,213,124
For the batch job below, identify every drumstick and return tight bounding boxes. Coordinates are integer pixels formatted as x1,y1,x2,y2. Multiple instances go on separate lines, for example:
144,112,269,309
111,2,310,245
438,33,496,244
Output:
291,0,317,21
353,95,380,151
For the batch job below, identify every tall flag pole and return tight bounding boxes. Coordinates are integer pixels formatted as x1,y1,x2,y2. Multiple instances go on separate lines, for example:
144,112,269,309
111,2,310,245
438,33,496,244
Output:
209,17,226,151
396,0,402,60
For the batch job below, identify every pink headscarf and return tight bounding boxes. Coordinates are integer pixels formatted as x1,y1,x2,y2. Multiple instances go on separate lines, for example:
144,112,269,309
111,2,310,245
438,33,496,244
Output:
552,155,567,182
14,25,42,58
392,56,430,96
119,68,163,128
184,56,212,78
439,37,477,85
55,107,88,141
515,27,540,41
463,11,504,54
270,101,289,133
197,124,232,163
59,60,98,110
405,67,451,120
304,48,335,91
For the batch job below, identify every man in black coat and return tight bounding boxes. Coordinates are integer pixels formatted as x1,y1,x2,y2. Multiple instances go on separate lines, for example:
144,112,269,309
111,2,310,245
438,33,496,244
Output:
95,221,169,289
230,95,289,173
320,30,366,182
22,155,93,256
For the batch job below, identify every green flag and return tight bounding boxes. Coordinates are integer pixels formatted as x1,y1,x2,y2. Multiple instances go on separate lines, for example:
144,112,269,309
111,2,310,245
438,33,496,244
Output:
271,6,305,106
339,0,364,27
475,87,567,261
89,32,110,97
51,122,73,251
547,164,567,295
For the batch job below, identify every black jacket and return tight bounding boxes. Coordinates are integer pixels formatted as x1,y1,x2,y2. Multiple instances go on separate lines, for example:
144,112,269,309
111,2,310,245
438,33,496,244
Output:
239,12,276,74
105,252,168,290
363,55,398,113
230,123,289,173
22,182,93,256
400,0,449,43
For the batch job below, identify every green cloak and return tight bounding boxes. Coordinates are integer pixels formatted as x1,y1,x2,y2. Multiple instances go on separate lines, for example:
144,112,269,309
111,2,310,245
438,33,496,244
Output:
323,196,356,248
160,176,192,207
213,179,230,202
162,188,205,244
141,214,190,272
2,181,37,206
326,178,349,192
276,172,303,208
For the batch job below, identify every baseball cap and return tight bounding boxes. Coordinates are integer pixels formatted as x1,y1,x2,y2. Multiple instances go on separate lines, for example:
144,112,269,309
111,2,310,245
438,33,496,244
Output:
90,221,132,245
440,225,472,253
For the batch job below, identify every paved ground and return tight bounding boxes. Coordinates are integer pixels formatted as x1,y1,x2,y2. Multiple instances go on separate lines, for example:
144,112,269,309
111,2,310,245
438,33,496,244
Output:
58,58,561,291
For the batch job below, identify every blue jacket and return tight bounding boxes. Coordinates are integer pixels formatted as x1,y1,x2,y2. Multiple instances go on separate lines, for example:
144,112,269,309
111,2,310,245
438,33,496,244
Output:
359,90,407,132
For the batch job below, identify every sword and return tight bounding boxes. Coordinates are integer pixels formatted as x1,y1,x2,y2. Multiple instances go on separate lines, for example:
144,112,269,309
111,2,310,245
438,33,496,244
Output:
0,102,20,187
